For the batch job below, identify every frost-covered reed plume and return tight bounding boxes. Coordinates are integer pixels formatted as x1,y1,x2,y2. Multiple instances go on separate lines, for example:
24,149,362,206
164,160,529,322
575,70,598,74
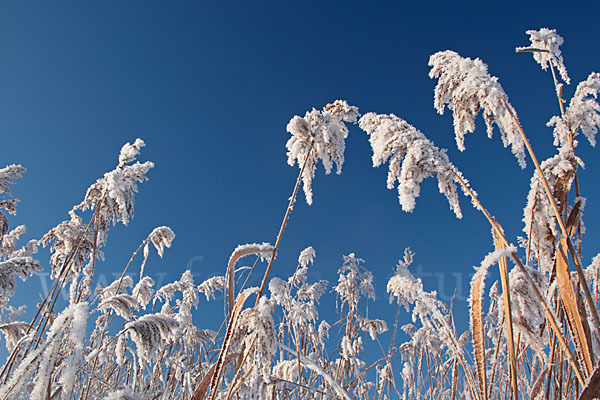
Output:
1,27,600,400
286,100,360,206
358,112,469,218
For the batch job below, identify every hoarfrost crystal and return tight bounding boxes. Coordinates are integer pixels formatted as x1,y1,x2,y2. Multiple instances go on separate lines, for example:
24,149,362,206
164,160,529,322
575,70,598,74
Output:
286,100,359,205
359,112,467,217
429,50,526,168
516,28,570,84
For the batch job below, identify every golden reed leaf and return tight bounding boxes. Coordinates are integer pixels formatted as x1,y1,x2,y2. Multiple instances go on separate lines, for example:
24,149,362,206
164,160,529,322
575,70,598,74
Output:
556,236,594,377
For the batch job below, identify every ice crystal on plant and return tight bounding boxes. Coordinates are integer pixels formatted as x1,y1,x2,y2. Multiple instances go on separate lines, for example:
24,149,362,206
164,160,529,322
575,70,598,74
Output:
516,28,570,84
286,100,359,205
1,225,27,258
227,296,276,398
118,138,146,166
359,112,467,217
334,253,374,309
56,302,88,398
103,388,143,400
0,257,42,308
0,212,7,242
144,226,175,258
357,315,388,340
522,148,578,272
124,313,179,363
388,249,464,388
98,294,139,319
468,246,516,309
41,212,98,279
298,246,316,268
429,50,526,168
269,247,327,326
0,321,30,352
549,72,600,148
498,266,549,353
73,138,153,228
132,276,154,309
198,275,226,301
0,164,26,216
101,275,134,300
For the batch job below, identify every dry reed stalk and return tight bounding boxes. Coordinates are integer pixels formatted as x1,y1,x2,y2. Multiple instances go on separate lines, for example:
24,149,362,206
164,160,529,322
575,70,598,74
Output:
0,196,104,386
556,236,594,377
255,143,314,305
207,287,257,400
453,171,586,387
492,221,519,400
451,359,459,400
487,313,504,397
191,352,239,400
529,366,549,399
500,97,600,335
227,245,274,314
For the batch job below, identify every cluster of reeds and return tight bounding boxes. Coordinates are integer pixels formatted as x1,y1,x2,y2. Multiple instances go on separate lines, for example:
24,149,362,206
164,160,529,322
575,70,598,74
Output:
0,27,599,399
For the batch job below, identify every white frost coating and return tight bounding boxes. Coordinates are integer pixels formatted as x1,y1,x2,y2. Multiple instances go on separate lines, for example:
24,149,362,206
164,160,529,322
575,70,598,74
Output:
278,342,353,400
500,266,550,353
0,321,30,352
27,302,88,400
41,212,98,279
286,100,359,205
118,138,146,166
101,275,134,300
549,72,600,148
228,243,275,269
357,315,388,340
132,276,154,309
98,294,139,319
74,139,153,227
429,50,526,168
522,148,578,273
57,302,88,398
0,256,43,307
334,253,374,308
0,165,26,216
147,226,175,258
0,164,26,196
269,247,327,327
359,112,467,218
298,246,316,268
468,246,516,356
0,225,26,258
468,246,517,308
103,388,143,400
388,248,464,372
516,28,570,84
124,313,179,363
197,275,226,301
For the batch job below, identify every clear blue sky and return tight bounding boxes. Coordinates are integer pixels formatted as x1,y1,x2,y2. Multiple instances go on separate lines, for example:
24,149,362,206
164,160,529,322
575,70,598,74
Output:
2,1,600,331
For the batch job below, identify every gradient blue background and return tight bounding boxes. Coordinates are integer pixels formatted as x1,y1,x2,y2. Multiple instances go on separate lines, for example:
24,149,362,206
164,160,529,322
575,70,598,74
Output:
1,1,599,338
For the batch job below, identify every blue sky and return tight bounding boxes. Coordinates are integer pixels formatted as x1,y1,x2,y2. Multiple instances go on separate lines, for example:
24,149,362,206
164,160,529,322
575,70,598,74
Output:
2,1,600,332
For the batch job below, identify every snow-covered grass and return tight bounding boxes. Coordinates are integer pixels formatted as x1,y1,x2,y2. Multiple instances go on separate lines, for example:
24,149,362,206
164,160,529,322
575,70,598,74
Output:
1,28,599,399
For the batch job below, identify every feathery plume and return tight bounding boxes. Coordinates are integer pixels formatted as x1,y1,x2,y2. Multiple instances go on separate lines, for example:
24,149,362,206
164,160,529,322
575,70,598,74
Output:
516,28,570,84
144,226,175,258
549,72,600,148
429,50,526,168
124,313,179,363
359,112,467,217
286,100,359,205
